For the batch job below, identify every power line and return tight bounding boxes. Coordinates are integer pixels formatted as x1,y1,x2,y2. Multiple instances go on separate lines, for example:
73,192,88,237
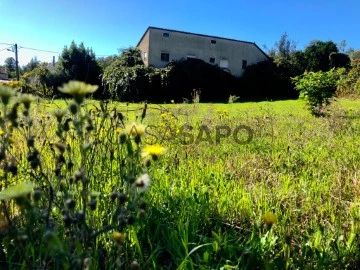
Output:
19,46,59,54
0,46,12,52
0,42,13,46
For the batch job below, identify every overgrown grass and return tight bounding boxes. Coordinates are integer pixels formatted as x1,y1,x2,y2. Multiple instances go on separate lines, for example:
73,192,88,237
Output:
1,89,360,269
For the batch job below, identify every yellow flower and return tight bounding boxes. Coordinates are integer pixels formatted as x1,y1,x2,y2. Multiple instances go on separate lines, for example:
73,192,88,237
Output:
115,128,123,134
0,130,3,136
142,144,166,160
58,81,98,104
125,123,146,137
262,212,277,226
113,231,125,244
161,113,167,118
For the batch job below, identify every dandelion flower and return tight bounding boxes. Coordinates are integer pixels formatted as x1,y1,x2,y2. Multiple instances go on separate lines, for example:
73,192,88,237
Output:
125,122,146,137
133,173,150,193
142,144,166,160
262,212,277,226
58,81,98,104
115,128,123,134
53,109,67,122
19,94,34,110
112,231,125,244
0,85,15,105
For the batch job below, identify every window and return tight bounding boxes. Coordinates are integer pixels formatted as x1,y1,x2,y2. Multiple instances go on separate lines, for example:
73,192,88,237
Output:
144,52,147,59
163,32,170,38
209,57,215,63
210,39,216,44
161,52,170,62
242,60,247,69
219,59,229,68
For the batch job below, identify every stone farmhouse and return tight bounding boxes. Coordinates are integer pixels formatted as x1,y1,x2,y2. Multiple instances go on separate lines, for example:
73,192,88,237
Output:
137,26,269,77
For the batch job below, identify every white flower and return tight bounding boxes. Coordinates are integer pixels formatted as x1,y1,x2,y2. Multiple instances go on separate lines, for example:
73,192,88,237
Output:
133,173,151,193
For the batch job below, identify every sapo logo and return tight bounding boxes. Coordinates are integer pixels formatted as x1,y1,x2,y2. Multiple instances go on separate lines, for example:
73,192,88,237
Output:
144,124,253,145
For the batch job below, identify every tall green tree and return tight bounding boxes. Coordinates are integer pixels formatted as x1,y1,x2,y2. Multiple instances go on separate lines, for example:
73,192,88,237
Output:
22,57,40,73
4,57,16,72
329,52,351,69
116,47,143,67
304,40,338,71
58,41,102,86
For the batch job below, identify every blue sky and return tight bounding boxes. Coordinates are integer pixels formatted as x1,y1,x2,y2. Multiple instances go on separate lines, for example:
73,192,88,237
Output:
1,0,359,66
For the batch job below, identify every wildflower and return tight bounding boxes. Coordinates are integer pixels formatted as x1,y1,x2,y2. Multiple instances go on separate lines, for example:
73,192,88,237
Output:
113,231,125,244
58,81,98,104
133,173,151,193
0,85,15,105
19,94,34,110
262,212,277,226
125,122,146,137
161,113,167,118
142,144,166,160
171,100,175,104
53,109,67,122
115,128,123,134
0,130,3,136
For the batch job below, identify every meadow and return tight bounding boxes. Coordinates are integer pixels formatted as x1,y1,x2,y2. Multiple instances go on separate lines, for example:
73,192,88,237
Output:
1,83,360,269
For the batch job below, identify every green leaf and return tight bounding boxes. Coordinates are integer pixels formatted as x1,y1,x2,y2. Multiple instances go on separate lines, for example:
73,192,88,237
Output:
0,182,35,201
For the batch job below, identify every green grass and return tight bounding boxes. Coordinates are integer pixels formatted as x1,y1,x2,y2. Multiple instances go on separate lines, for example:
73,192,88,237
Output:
2,95,360,269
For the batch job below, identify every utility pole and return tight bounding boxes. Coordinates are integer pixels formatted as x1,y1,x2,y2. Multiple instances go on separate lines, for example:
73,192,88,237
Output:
14,44,19,81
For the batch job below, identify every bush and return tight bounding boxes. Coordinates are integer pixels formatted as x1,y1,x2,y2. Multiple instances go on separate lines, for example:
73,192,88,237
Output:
239,60,298,100
162,58,238,102
292,69,344,116
337,60,360,97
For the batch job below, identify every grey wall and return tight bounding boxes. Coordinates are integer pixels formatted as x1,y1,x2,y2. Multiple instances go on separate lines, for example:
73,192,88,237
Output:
138,28,268,77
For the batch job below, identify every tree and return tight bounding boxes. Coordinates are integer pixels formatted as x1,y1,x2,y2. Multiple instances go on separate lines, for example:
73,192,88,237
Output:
23,57,40,73
116,47,143,67
4,57,16,72
102,48,155,101
97,55,118,71
329,52,351,69
58,41,102,86
304,40,338,71
349,49,360,61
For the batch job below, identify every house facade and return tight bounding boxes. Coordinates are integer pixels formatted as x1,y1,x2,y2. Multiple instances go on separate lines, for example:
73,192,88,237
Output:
137,27,269,77
0,67,8,80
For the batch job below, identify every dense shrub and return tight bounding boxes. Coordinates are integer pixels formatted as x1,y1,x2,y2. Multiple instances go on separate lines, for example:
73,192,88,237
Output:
337,60,360,97
292,68,344,116
239,60,298,101
161,58,238,102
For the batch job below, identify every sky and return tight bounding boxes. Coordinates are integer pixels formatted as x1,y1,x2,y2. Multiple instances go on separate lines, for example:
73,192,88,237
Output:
0,0,359,66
